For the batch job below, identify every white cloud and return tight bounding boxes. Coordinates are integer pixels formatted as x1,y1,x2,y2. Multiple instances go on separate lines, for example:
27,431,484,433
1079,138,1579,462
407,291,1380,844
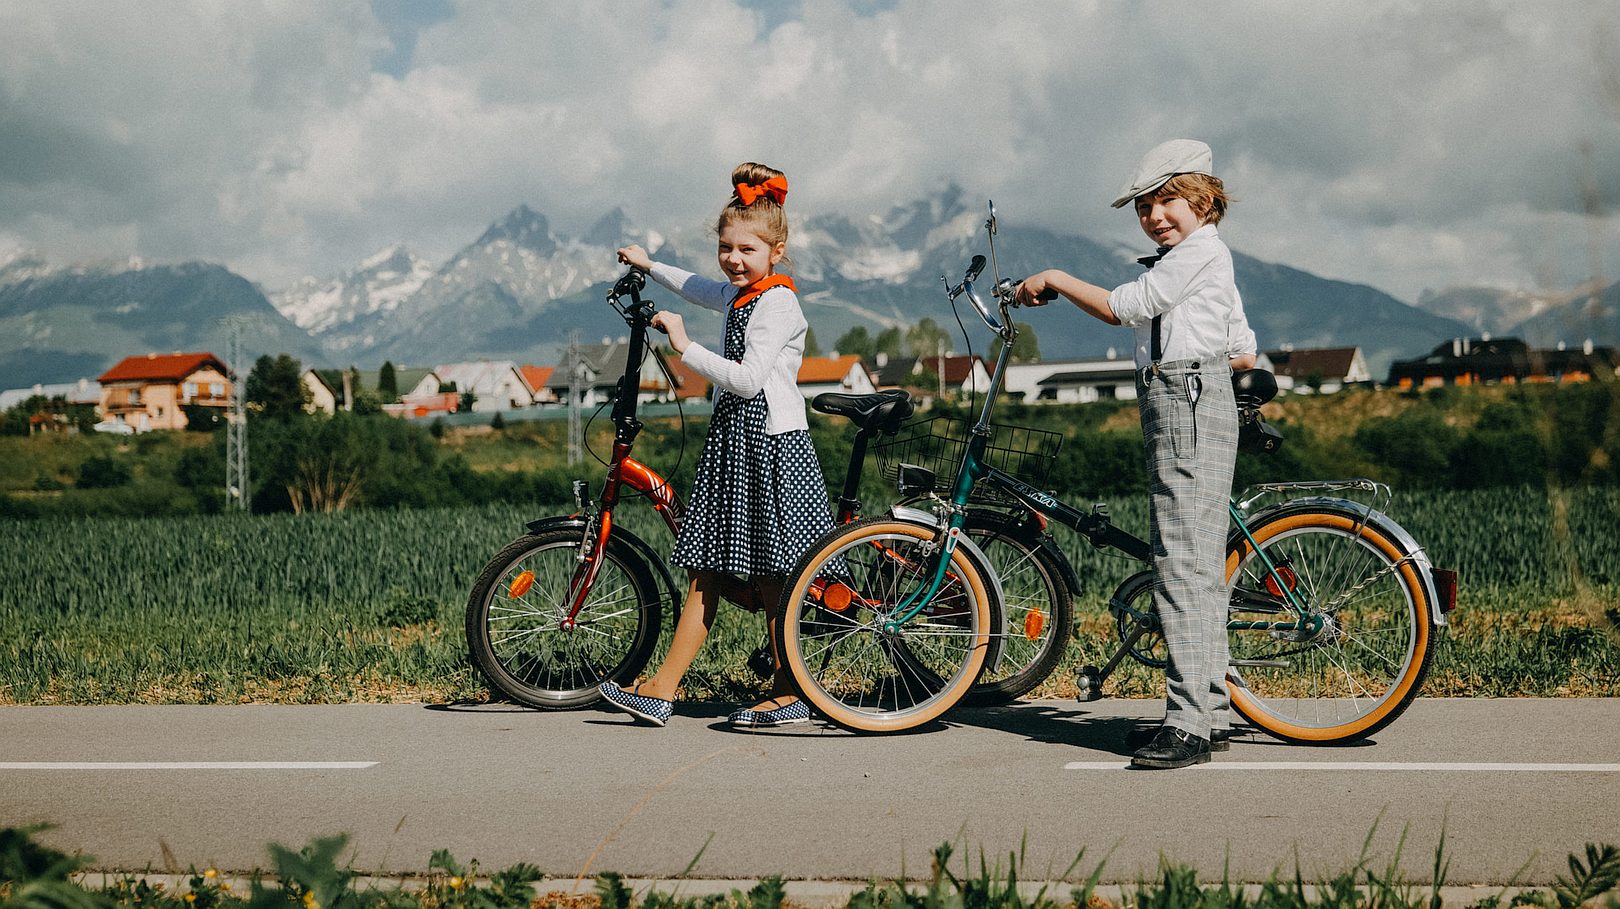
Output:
0,0,1615,304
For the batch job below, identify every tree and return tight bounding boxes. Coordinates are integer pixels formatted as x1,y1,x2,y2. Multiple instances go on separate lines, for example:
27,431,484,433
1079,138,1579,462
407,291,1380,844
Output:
874,326,904,359
803,328,822,358
245,354,309,420
834,326,873,359
378,361,398,400
989,323,1041,364
906,318,952,359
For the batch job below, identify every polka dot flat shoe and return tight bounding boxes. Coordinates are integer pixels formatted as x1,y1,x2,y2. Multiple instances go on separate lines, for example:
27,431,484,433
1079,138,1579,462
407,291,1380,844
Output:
728,700,811,728
598,682,674,727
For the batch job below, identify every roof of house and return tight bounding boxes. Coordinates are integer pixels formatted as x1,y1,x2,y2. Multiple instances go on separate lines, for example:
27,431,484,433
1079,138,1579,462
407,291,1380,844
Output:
934,355,986,384
99,352,227,384
1039,365,1139,386
1263,347,1361,379
661,355,710,399
797,354,864,384
519,365,554,392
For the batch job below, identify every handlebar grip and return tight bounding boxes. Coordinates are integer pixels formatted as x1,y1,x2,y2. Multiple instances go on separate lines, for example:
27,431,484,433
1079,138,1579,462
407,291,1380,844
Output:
1037,288,1058,301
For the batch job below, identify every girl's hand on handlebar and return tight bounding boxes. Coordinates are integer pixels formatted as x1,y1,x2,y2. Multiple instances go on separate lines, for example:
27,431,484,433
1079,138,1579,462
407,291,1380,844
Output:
617,245,653,271
650,310,689,353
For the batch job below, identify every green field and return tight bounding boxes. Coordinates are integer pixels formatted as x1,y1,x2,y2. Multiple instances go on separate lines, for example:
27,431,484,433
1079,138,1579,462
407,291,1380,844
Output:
2,486,1616,705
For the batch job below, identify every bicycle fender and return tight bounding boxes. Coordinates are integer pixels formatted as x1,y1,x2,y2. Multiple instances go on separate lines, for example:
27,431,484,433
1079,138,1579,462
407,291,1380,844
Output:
890,505,1011,673
965,507,1083,596
1238,497,1448,627
521,515,683,624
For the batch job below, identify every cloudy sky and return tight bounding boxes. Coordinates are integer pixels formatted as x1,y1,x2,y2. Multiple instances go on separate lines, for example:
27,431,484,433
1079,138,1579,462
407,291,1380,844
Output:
1,0,1617,304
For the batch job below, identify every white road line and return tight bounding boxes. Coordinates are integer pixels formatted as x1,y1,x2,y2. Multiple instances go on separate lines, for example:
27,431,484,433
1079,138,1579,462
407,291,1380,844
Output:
0,761,378,770
1065,761,1620,772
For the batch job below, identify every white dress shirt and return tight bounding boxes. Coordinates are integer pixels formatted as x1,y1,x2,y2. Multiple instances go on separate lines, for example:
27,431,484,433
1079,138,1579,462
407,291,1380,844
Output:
1106,225,1257,369
648,262,810,434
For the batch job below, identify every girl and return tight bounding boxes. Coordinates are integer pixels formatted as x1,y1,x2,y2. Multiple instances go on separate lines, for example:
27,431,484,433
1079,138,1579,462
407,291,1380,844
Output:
602,162,832,730
1016,139,1257,769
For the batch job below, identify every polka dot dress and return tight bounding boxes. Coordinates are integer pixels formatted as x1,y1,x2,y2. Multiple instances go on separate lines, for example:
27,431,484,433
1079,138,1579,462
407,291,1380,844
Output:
670,291,833,577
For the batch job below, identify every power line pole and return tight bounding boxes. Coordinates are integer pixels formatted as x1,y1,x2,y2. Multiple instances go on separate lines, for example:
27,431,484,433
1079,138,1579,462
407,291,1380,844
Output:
224,318,250,512
566,331,583,465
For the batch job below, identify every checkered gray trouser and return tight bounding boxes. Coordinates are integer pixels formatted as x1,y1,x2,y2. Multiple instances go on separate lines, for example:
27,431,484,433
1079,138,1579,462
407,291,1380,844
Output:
1137,359,1239,739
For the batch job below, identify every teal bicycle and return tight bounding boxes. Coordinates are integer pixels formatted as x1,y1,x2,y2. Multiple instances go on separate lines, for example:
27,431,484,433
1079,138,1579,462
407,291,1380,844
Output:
777,203,1457,739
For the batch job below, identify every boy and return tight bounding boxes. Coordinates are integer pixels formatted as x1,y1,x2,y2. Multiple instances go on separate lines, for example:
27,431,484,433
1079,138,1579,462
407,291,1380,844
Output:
1016,139,1256,769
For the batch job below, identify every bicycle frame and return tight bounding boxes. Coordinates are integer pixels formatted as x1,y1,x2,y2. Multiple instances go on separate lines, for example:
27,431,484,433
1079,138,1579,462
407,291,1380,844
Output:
559,271,913,627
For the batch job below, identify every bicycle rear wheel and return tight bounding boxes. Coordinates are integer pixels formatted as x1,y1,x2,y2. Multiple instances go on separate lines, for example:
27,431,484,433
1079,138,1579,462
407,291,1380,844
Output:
1225,509,1436,743
960,513,1072,706
465,527,661,709
778,517,993,733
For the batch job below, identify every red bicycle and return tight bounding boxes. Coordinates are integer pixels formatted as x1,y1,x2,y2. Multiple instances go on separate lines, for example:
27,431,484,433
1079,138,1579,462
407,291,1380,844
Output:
464,269,919,708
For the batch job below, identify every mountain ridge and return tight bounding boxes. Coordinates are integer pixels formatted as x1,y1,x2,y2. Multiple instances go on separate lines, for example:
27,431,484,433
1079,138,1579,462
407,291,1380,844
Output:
7,189,1604,390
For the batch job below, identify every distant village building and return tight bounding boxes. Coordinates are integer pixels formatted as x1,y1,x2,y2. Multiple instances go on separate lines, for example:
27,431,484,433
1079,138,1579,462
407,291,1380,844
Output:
546,342,676,407
1264,346,1371,394
518,366,558,405
870,355,988,400
994,356,1139,403
797,354,876,397
303,367,447,416
1387,337,1618,389
435,361,537,412
0,378,102,413
96,352,231,432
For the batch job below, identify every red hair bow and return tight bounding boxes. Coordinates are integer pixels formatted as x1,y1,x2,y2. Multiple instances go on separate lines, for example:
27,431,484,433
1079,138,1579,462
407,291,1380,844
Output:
735,175,788,206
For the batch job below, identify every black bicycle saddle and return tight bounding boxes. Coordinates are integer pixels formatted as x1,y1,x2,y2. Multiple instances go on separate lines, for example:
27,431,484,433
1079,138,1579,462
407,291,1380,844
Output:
811,390,915,433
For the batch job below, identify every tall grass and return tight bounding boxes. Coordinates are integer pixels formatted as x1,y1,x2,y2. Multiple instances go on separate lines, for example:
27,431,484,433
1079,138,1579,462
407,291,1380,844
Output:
1,488,1616,705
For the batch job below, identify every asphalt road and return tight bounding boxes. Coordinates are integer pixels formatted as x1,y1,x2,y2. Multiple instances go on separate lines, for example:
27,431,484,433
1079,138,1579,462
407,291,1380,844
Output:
3,699,1617,887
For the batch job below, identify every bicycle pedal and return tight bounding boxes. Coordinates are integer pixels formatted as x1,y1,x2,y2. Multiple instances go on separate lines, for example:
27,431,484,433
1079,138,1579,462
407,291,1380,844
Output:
1074,664,1103,702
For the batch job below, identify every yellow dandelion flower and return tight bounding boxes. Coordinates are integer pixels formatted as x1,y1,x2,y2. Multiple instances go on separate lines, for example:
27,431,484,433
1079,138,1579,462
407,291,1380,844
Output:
185,894,197,903
448,876,464,890
204,869,218,880
303,891,320,909
221,883,232,892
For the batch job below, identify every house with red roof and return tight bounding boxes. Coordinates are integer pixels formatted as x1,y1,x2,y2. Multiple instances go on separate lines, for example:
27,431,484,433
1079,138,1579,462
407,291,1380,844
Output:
797,354,876,397
518,365,558,405
97,352,231,432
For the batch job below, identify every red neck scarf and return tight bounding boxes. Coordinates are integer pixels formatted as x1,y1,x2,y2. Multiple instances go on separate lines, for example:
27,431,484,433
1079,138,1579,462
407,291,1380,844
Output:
732,273,796,309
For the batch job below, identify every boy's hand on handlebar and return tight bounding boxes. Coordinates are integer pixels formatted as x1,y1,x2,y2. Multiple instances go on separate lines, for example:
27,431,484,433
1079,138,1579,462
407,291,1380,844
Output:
1015,271,1059,307
650,310,689,353
617,245,653,271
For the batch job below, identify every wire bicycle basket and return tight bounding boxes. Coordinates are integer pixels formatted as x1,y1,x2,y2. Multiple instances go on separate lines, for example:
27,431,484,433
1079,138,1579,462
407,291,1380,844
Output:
874,415,1063,504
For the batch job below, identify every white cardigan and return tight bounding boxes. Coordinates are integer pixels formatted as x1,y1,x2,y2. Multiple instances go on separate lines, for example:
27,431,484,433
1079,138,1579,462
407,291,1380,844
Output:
648,262,810,434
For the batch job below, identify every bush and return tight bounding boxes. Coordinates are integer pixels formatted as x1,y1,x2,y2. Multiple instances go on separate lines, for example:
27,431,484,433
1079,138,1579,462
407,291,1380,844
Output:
76,455,132,489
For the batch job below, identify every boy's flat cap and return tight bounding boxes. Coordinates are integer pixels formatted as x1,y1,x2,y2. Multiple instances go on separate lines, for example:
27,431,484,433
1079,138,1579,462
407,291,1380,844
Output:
1111,139,1214,208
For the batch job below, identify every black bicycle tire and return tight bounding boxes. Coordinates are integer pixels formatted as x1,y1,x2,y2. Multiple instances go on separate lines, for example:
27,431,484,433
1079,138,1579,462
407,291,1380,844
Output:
959,514,1074,706
465,527,662,709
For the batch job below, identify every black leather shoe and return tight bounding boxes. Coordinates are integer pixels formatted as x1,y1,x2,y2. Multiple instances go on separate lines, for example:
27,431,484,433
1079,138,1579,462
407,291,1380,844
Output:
1130,727,1212,769
1125,724,1232,752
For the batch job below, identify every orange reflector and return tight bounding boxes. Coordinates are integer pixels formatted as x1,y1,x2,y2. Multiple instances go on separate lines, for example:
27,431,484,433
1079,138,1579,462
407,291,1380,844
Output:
823,582,854,612
509,570,535,599
1023,608,1046,641
1264,566,1298,598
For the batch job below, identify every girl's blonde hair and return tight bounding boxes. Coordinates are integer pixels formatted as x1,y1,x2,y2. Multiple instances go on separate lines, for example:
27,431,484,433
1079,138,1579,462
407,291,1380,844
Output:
1159,173,1231,225
718,162,789,250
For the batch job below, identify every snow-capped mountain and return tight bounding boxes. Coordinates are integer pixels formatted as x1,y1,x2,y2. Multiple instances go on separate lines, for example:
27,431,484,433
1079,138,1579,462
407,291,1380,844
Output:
271,244,433,340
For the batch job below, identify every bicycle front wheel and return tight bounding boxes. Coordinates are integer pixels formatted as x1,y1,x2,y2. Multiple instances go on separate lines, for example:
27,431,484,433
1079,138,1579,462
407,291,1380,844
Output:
1225,509,1436,743
465,527,661,709
778,517,994,733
